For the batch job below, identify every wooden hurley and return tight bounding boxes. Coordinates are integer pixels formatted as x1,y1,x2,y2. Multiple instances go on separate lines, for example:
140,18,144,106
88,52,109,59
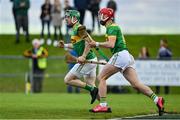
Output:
65,52,106,65
77,25,93,43
77,26,109,62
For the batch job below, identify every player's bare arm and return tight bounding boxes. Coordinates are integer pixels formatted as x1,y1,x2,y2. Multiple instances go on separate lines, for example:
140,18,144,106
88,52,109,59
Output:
89,36,116,48
77,41,90,63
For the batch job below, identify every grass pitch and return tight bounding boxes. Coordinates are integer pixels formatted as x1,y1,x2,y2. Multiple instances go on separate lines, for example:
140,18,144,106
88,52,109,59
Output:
0,93,180,119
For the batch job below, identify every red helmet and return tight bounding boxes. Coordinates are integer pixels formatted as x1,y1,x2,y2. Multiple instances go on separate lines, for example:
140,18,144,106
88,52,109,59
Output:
98,8,114,25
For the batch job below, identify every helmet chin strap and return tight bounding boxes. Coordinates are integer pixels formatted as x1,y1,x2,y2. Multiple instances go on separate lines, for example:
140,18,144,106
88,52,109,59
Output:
100,20,106,25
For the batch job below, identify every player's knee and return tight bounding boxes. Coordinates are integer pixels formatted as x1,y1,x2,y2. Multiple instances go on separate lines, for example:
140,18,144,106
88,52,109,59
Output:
64,79,68,85
64,76,70,85
97,75,106,82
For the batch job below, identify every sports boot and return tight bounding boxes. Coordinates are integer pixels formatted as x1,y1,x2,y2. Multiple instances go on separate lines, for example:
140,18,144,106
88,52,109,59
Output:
90,104,112,113
156,97,165,116
90,87,98,104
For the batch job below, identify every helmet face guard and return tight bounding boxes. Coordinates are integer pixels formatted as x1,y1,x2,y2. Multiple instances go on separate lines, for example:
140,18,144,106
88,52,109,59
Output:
98,13,109,22
65,10,80,26
98,8,114,25
98,13,110,25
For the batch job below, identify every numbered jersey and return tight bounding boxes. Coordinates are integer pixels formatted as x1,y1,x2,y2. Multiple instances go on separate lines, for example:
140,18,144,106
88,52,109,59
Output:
106,24,128,54
70,23,96,60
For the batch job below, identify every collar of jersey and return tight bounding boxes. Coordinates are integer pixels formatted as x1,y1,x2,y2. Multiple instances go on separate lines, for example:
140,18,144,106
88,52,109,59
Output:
107,23,117,28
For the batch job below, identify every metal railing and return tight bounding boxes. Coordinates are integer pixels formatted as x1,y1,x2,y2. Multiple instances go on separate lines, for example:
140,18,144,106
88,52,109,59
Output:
0,55,68,92
0,55,180,93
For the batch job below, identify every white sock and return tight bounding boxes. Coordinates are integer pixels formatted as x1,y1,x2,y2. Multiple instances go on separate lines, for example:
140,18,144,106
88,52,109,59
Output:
100,102,107,107
154,96,159,104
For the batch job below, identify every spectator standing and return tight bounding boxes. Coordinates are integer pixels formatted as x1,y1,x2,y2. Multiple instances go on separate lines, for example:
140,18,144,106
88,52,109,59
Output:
14,0,30,44
23,39,48,93
138,46,150,59
88,0,101,33
51,0,62,47
74,0,89,24
107,0,117,22
10,0,18,34
40,0,52,45
156,39,172,94
64,0,75,11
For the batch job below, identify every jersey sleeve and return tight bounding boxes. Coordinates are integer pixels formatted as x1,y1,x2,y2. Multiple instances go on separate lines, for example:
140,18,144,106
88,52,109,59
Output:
107,26,118,36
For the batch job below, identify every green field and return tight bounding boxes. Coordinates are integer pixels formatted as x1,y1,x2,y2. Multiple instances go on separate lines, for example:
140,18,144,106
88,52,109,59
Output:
0,93,180,119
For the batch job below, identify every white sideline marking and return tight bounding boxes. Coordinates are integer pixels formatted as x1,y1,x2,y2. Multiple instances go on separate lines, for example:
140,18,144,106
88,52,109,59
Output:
109,113,158,120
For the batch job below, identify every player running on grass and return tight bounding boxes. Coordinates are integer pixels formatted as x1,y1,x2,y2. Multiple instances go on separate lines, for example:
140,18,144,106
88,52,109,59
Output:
88,8,164,115
58,10,98,104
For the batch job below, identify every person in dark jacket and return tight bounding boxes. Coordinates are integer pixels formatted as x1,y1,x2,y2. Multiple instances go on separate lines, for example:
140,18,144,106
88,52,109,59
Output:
156,39,172,94
74,0,89,24
14,0,30,44
88,0,101,33
10,0,18,33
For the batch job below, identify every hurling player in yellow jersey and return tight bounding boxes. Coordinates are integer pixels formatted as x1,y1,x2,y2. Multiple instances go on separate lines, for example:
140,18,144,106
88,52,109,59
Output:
89,8,164,115
59,10,98,104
